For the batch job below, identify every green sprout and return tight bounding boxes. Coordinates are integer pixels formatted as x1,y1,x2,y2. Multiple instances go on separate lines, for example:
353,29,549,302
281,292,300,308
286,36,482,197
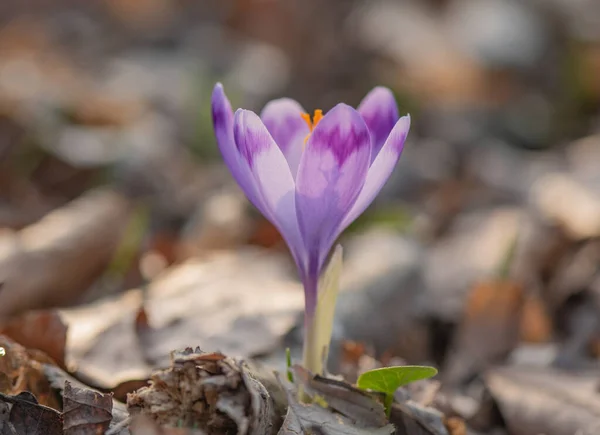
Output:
357,366,438,417
286,348,294,383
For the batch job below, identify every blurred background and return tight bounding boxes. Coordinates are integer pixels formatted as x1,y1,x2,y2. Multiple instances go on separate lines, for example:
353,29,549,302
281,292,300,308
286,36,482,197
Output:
1,0,600,431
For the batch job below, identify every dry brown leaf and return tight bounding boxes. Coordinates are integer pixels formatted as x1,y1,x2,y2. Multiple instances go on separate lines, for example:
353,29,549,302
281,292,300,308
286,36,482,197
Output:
0,391,62,435
0,335,60,410
358,1,490,105
104,0,175,29
127,348,284,435
442,280,524,387
443,416,466,435
519,293,553,343
486,366,600,435
424,208,523,322
0,310,67,368
63,380,113,435
533,173,600,240
112,379,151,404
291,365,388,428
42,363,130,434
134,305,150,335
0,189,132,320
277,371,394,435
60,250,303,390
129,414,205,434
67,94,144,127
390,401,449,435
0,17,87,111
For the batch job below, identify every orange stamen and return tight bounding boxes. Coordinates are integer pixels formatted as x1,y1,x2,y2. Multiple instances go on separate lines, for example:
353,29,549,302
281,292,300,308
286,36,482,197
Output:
301,109,323,146
301,112,312,129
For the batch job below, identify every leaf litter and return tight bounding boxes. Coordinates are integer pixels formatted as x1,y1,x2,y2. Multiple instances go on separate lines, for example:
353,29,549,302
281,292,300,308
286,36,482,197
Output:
2,1,600,434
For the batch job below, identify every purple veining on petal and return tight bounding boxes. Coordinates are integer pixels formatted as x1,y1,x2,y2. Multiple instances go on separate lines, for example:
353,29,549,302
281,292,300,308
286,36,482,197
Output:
340,114,410,231
211,83,266,214
234,109,275,168
295,104,371,271
389,114,410,152
261,98,309,171
233,108,307,273
357,86,399,162
307,103,372,166
211,83,234,152
213,81,411,357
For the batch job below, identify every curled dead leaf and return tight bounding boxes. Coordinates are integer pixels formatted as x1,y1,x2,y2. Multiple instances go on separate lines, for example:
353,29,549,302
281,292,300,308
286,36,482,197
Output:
0,391,62,435
63,380,113,435
129,414,205,434
60,251,303,391
0,335,60,410
486,366,600,435
127,348,285,435
0,189,132,320
291,365,388,428
277,371,394,435
444,416,466,435
443,280,524,387
0,310,67,368
519,293,553,343
42,363,129,434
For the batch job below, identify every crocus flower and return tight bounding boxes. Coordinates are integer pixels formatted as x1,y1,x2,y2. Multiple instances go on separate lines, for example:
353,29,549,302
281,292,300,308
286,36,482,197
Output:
212,83,410,367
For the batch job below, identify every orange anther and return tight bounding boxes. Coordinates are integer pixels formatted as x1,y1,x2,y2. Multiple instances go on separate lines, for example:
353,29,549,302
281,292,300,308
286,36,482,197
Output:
301,109,323,132
301,109,323,146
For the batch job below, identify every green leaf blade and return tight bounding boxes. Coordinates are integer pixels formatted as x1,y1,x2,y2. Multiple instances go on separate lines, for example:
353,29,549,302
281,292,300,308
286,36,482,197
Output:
357,366,438,395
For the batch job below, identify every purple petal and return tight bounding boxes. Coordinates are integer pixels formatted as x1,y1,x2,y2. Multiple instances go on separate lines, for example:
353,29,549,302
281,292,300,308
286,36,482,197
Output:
233,109,306,271
295,104,371,270
261,98,310,177
211,83,266,214
357,86,399,162
341,115,410,230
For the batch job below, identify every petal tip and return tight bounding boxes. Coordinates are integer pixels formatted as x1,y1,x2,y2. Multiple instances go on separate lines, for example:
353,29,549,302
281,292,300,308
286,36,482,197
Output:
369,86,395,99
358,86,400,157
211,83,233,135
260,97,309,162
211,83,231,113
330,102,355,113
212,82,226,100
234,108,261,128
359,86,398,110
389,114,411,152
234,109,272,165
400,113,411,128
261,97,304,115
325,103,364,125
